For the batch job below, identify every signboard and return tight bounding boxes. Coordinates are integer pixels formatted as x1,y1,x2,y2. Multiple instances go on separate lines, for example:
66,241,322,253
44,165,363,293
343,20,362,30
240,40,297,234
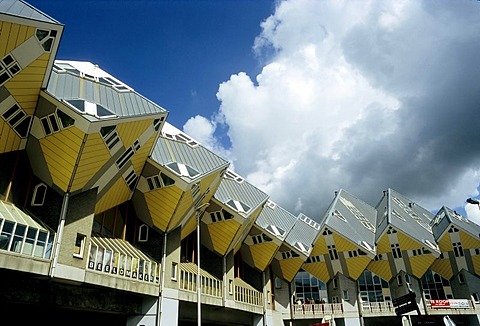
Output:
430,299,469,309
393,291,419,316
430,300,450,308
449,299,470,309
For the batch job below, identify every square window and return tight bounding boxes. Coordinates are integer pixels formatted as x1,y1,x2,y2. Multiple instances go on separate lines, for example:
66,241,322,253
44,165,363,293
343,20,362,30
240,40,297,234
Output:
73,233,86,258
171,262,178,281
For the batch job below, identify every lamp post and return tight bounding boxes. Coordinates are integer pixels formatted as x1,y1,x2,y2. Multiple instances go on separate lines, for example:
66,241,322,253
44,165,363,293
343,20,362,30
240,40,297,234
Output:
466,197,480,207
195,203,210,326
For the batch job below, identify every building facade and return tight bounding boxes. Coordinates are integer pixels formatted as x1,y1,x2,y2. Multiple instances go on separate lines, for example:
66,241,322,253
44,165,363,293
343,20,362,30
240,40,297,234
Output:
0,1,479,325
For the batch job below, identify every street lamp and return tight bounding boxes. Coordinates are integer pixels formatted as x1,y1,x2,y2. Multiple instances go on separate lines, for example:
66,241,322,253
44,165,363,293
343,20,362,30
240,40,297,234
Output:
195,202,210,326
466,198,480,206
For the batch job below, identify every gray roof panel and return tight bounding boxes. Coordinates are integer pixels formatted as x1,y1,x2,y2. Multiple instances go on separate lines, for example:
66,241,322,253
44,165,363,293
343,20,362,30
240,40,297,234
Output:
214,171,269,218
323,189,377,253
255,200,297,241
386,188,438,250
46,61,167,120
0,0,61,24
150,134,229,182
284,213,320,257
432,206,480,241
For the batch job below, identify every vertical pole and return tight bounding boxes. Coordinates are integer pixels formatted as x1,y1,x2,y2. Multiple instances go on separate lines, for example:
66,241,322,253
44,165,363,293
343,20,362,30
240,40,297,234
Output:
197,208,201,326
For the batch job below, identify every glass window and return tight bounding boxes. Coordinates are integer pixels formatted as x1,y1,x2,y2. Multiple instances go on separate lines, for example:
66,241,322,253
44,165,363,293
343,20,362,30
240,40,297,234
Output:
294,271,327,303
420,270,449,299
73,233,86,258
171,262,178,281
0,220,14,250
22,227,37,256
56,109,75,128
12,224,26,253
34,231,47,258
357,270,389,303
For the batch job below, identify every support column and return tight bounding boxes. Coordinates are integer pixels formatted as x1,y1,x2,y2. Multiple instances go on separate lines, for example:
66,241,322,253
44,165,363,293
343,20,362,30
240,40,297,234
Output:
158,227,182,326
336,273,362,326
224,250,235,308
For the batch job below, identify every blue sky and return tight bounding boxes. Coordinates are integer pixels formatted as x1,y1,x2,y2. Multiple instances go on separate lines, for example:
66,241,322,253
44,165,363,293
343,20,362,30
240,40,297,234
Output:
28,0,275,130
27,0,480,224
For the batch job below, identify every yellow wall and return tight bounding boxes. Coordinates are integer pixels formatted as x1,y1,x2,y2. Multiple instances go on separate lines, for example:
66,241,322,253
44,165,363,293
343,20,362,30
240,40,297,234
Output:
250,242,278,271
94,176,131,214
367,260,392,281
430,258,453,280
303,261,329,283
39,126,84,192
207,219,240,255
145,185,183,231
70,133,110,192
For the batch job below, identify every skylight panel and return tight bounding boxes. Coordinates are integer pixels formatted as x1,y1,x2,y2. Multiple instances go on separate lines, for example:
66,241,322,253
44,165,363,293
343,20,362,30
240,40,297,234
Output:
224,170,244,183
333,209,347,222
293,241,309,253
64,99,116,119
391,209,406,221
226,199,251,213
265,200,277,209
53,62,80,75
96,104,115,117
266,224,285,237
299,215,321,230
166,162,200,179
423,239,439,251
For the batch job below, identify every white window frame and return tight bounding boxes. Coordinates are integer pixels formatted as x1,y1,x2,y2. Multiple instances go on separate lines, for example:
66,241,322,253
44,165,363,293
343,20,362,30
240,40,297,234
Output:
31,183,47,206
73,233,86,258
138,224,149,242
171,262,178,281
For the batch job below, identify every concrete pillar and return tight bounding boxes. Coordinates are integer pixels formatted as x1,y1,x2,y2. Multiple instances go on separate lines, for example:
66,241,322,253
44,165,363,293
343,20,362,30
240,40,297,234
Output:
127,297,160,326
336,273,362,326
224,250,235,307
158,227,182,326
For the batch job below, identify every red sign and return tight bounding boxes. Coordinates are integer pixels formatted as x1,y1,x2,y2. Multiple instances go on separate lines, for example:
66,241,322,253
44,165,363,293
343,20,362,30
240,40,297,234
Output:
430,299,469,309
430,299,450,308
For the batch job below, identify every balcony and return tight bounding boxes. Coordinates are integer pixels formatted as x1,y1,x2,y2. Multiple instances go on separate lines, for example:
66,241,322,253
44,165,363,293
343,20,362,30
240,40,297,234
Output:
233,277,263,314
177,263,264,314
0,201,55,275
292,303,345,319
178,262,223,306
360,301,396,317
85,234,161,296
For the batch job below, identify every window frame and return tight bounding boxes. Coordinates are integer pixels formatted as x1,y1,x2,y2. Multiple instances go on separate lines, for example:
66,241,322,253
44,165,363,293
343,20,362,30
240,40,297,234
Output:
73,233,86,258
31,183,47,206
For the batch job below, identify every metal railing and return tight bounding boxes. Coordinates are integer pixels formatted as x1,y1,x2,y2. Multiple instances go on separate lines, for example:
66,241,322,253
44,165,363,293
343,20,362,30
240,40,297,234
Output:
233,278,263,306
178,263,223,298
293,303,344,318
360,301,396,315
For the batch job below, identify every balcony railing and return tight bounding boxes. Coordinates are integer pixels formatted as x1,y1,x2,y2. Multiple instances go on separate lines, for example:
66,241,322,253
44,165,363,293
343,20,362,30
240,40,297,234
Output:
87,234,160,284
178,262,223,298
292,303,344,318
0,201,55,260
233,277,263,307
360,301,396,316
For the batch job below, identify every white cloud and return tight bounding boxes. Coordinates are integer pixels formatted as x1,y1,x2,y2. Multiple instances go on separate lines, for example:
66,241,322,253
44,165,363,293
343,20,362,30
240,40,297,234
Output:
202,0,480,219
182,115,232,165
